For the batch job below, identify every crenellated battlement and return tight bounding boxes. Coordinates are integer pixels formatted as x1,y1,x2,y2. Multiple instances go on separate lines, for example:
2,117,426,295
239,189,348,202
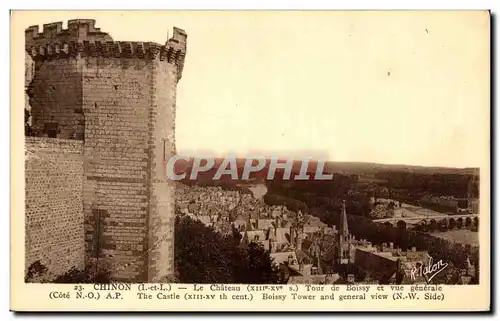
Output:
26,40,185,64
167,27,187,79
25,19,113,47
26,20,187,77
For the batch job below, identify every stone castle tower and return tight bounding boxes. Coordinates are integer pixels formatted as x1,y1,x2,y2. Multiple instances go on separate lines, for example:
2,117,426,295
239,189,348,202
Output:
25,19,187,282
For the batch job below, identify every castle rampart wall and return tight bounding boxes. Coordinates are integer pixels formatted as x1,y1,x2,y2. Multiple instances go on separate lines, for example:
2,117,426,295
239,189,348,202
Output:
25,137,85,276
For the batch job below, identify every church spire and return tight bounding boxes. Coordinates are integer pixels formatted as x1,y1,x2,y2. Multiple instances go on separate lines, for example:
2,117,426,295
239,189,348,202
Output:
336,200,351,265
340,200,349,239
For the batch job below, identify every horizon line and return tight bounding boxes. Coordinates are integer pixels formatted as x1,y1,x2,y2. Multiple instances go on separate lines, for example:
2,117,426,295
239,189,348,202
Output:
171,153,480,171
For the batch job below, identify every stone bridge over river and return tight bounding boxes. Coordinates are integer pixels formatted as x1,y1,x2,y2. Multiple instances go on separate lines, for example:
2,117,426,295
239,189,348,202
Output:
374,214,479,230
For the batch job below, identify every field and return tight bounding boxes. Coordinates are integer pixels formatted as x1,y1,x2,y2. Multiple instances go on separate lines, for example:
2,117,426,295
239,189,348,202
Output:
430,230,479,246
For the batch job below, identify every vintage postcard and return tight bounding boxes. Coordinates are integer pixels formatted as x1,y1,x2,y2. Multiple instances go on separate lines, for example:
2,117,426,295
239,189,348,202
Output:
10,10,490,312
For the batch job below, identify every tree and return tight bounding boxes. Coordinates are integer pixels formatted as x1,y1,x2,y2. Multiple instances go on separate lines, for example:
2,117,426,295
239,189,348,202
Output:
175,216,280,284
25,260,49,283
244,242,280,284
25,260,111,283
52,262,111,283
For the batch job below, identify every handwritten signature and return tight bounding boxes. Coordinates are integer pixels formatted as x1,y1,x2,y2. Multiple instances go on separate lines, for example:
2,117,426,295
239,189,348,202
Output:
410,256,449,283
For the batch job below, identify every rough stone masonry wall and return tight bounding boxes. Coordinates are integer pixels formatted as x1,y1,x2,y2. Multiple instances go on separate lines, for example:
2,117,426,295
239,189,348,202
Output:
82,57,152,282
25,137,85,276
28,58,84,139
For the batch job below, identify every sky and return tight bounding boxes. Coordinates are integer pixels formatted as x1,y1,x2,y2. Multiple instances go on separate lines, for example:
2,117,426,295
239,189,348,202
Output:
15,11,490,168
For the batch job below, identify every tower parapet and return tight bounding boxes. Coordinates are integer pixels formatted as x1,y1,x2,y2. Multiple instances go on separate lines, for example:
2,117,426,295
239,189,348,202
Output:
167,27,187,80
27,41,175,61
25,19,113,48
26,26,187,82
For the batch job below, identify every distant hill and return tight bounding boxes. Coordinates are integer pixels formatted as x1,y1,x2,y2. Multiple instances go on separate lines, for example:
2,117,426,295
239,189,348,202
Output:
171,157,479,184
323,161,479,176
